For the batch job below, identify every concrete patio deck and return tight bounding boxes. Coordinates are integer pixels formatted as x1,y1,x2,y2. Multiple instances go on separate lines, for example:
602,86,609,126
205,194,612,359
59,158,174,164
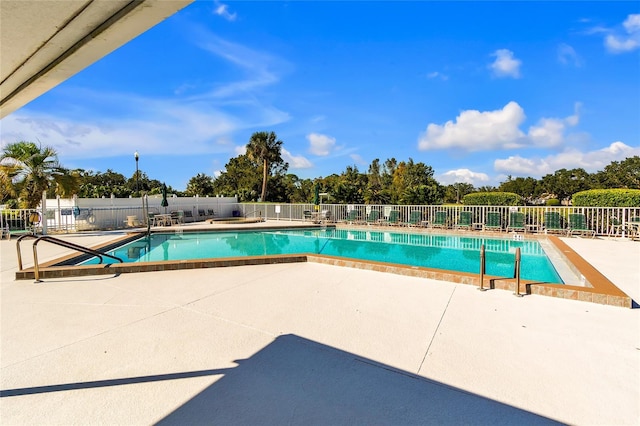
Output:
1,223,638,425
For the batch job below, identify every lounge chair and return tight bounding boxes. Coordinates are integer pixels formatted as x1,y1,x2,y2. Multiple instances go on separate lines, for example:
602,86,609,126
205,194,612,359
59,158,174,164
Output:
344,209,359,224
382,210,400,226
303,210,313,222
567,213,595,238
455,211,473,230
318,210,332,223
405,210,423,227
543,211,565,234
431,211,448,229
507,212,525,233
484,212,502,232
365,210,380,225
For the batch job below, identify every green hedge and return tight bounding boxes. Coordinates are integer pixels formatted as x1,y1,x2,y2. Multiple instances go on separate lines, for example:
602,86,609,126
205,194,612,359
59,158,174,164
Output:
462,192,523,206
572,189,640,207
546,198,561,206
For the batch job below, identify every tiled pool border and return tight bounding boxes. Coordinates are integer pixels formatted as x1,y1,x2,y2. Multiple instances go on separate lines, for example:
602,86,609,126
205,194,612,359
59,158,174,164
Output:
14,228,633,308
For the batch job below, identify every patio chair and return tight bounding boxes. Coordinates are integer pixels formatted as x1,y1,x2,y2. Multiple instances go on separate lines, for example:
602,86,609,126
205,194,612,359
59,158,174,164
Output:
431,211,448,229
147,212,157,226
629,217,640,241
607,217,625,237
365,210,380,225
455,211,473,230
543,211,565,234
567,213,596,238
484,212,503,232
344,209,359,224
170,210,183,225
507,212,525,233
319,210,332,223
382,210,400,226
303,210,313,222
405,210,423,227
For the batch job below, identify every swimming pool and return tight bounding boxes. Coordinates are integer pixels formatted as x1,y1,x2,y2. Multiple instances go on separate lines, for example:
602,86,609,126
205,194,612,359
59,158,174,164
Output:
83,229,563,283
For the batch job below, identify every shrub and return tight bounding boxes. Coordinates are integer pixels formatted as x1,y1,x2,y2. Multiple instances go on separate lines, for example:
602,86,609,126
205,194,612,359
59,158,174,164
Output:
462,192,523,206
545,198,561,206
572,189,640,207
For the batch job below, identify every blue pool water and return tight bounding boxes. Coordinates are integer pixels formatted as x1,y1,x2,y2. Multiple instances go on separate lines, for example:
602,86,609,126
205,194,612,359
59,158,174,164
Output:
85,228,563,283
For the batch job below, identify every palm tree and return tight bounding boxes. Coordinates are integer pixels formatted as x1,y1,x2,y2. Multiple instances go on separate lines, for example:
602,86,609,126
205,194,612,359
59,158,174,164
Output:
245,131,285,202
0,141,78,208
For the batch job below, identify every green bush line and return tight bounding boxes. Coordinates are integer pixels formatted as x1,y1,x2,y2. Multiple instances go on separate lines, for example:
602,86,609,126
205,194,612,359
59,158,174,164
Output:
462,192,523,206
572,189,640,207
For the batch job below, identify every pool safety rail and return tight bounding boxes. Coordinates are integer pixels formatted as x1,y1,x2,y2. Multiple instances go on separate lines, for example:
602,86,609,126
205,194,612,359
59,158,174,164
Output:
16,234,123,282
477,244,523,297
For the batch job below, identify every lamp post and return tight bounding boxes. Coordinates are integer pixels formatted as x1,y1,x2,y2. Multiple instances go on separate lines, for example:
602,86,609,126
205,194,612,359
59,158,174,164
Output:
134,151,139,196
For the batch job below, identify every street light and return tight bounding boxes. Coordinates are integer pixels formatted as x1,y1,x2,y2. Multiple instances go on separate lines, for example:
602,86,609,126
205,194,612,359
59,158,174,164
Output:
134,151,139,195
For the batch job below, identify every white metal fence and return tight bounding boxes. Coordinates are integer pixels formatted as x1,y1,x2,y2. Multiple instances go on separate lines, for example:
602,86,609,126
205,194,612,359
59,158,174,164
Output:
1,195,241,234
239,203,640,237
3,202,639,236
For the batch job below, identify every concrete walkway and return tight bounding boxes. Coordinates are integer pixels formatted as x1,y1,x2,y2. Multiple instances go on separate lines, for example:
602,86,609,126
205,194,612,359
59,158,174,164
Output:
1,228,638,425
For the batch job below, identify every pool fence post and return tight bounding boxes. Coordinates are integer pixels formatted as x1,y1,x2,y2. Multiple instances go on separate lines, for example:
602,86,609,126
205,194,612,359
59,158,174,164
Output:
514,247,523,297
478,244,487,291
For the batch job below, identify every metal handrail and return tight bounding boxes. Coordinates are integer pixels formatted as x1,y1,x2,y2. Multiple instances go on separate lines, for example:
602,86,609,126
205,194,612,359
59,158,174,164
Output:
16,234,123,282
244,209,264,220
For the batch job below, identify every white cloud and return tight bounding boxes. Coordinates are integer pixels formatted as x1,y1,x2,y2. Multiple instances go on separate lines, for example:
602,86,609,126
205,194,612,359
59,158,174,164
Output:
213,1,237,21
624,14,640,33
350,154,366,165
282,148,313,169
192,31,289,99
438,169,490,185
557,43,582,67
307,133,336,156
489,49,522,78
494,141,640,176
427,71,449,81
0,32,293,160
605,14,640,53
234,145,246,155
418,101,526,151
418,102,581,152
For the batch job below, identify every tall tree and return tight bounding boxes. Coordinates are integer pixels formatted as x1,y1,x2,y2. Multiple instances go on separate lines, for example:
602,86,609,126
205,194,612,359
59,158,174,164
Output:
540,168,590,203
593,156,640,189
212,154,262,201
245,131,287,202
0,141,78,208
185,173,215,196
499,176,540,201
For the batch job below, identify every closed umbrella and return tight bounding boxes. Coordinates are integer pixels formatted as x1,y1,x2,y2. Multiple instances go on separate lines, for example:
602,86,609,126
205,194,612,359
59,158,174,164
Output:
161,183,169,213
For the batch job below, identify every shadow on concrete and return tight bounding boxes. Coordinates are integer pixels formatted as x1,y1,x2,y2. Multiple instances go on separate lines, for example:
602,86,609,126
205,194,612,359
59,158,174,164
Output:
0,368,231,397
0,334,560,424
156,334,560,425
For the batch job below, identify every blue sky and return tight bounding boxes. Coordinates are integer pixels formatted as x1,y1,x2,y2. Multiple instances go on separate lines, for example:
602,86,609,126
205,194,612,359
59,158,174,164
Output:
1,1,639,191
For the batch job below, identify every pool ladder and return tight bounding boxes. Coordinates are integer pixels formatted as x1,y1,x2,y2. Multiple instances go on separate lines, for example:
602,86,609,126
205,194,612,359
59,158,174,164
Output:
16,234,123,282
478,244,522,297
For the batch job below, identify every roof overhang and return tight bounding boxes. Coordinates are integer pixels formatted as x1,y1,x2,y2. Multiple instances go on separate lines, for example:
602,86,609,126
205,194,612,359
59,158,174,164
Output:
0,0,194,119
